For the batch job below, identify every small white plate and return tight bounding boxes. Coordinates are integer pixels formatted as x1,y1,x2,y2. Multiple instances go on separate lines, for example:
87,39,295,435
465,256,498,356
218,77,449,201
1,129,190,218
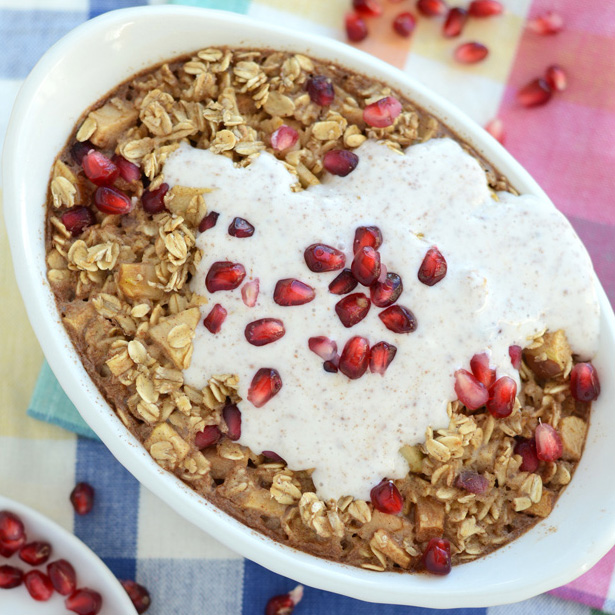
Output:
0,494,137,615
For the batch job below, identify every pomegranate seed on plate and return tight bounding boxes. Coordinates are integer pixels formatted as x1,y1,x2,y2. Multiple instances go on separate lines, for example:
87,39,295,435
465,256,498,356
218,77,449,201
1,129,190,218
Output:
363,96,402,128
248,368,282,408
0,511,25,543
141,183,169,214
514,438,539,472
370,480,403,514
19,541,51,566
454,369,488,410
61,207,96,236
306,76,335,106
70,482,95,515
378,305,417,334
223,404,242,440
203,303,227,334
262,451,286,463
111,154,141,183
206,261,246,293
455,471,489,495
454,41,489,64
509,345,522,369
241,278,260,307
416,0,447,16
323,149,359,176
0,535,25,558
47,559,77,596
369,341,397,375
304,243,346,272
195,425,222,449
273,279,315,306
351,246,381,286
198,210,219,233
121,580,151,614
345,12,369,42
517,78,552,107
245,318,285,347
24,570,54,601
271,125,299,151
94,186,132,215
487,376,517,418
265,585,304,615
329,269,358,295
70,140,94,165
485,118,505,144
370,272,403,308
545,64,568,92
418,246,447,286
422,538,451,575
353,0,383,16
339,336,370,380
535,423,563,461
335,293,371,328
323,360,339,373
82,150,119,186
0,564,23,589
468,0,503,17
353,226,383,253
470,352,496,388
228,216,255,238
393,12,417,37
570,362,600,401
443,7,468,37
527,11,563,35
65,587,103,615
308,337,338,361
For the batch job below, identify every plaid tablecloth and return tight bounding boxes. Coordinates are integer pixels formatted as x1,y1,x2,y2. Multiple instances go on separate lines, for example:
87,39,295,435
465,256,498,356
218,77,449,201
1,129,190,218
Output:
1,1,615,614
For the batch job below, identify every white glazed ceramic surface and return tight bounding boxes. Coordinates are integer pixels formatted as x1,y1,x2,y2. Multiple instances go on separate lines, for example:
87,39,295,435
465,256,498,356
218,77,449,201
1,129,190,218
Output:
3,6,615,608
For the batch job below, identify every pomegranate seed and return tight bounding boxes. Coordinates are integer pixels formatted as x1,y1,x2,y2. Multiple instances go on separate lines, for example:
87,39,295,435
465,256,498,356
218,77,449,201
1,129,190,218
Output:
61,207,96,236
517,78,552,108
329,269,358,295
198,210,219,233
0,535,25,558
93,186,132,215
273,279,316,306
262,451,286,463
271,125,299,151
70,140,94,165
65,588,103,615
351,246,381,286
379,305,417,334
353,0,383,17
514,438,539,472
323,360,339,373
228,216,255,238
47,560,77,596
265,585,304,615
241,278,260,307
121,580,151,614
305,243,346,272
339,336,370,380
455,471,489,495
454,41,489,64
393,12,416,37
24,570,54,601
335,293,371,328
527,11,563,35
345,12,369,42
370,480,403,514
306,76,335,106
509,344,522,369
223,404,242,440
470,352,496,388
142,183,169,214
0,564,23,589
370,272,403,308
369,341,397,375
195,425,222,449
70,482,95,516
308,336,338,361
111,155,141,183
416,0,447,17
454,369,488,410
422,538,451,575
487,376,517,418
248,368,283,408
0,511,24,543
82,150,119,186
203,303,227,334
363,96,402,128
535,423,563,461
418,246,447,286
19,541,51,566
353,226,383,253
545,64,568,92
206,261,246,292
323,149,359,176
570,362,600,401
443,7,467,37
245,318,285,347
468,0,503,17
485,118,505,144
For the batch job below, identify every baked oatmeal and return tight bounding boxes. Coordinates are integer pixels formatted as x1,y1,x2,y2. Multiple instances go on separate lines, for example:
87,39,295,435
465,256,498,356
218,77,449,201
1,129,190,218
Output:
44,47,601,575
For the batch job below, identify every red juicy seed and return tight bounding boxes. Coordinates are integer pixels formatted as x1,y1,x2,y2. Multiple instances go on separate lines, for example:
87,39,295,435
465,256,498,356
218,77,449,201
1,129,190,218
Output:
527,11,564,35
142,183,169,214
203,304,227,334
65,588,103,615
535,423,563,462
228,216,255,238
323,149,359,176
46,560,77,596
468,0,503,17
335,293,371,328
339,336,370,380
265,594,294,615
323,361,339,373
329,269,358,295
370,480,403,514
70,140,94,165
570,362,600,402
455,471,489,495
378,305,417,334
353,0,383,17
111,155,141,183
61,207,96,237
306,75,335,106
245,318,285,347
485,118,505,144
351,246,381,286
206,261,246,292
416,0,447,16
0,564,23,589
509,344,522,369
370,272,403,308
94,186,132,215
345,12,369,42
305,243,346,272
195,425,222,449
82,150,119,186
363,96,402,128
418,246,447,286
241,278,260,307
422,538,451,575
353,226,383,253
0,535,26,558
273,279,316,306
24,570,54,601
271,125,299,151
121,580,151,614
517,78,552,108
198,210,219,233
19,541,52,566
514,438,539,472
393,12,416,37
223,404,242,440
262,451,286,464
247,368,283,408
70,482,95,516
470,352,496,387
0,511,24,543
308,336,338,361
454,369,488,410
443,7,467,37
369,341,397,376
545,64,568,92
487,376,517,418
454,41,489,64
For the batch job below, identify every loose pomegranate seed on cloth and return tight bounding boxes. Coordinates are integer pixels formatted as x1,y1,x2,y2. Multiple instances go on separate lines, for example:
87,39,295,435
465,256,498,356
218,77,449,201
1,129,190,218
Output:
393,12,416,37
353,0,383,17
454,42,489,64
545,64,568,92
416,0,448,17
70,483,95,515
345,12,369,42
468,0,503,17
517,78,552,108
527,11,564,35
485,118,505,144
265,585,304,615
121,580,151,614
442,7,467,38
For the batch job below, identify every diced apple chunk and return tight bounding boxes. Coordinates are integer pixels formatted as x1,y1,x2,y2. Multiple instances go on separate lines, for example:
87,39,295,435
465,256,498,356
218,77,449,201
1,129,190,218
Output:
165,185,209,227
87,98,139,149
415,497,445,541
523,330,571,380
400,444,424,473
148,307,200,369
560,416,587,461
118,263,164,301
370,529,412,568
526,490,555,518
